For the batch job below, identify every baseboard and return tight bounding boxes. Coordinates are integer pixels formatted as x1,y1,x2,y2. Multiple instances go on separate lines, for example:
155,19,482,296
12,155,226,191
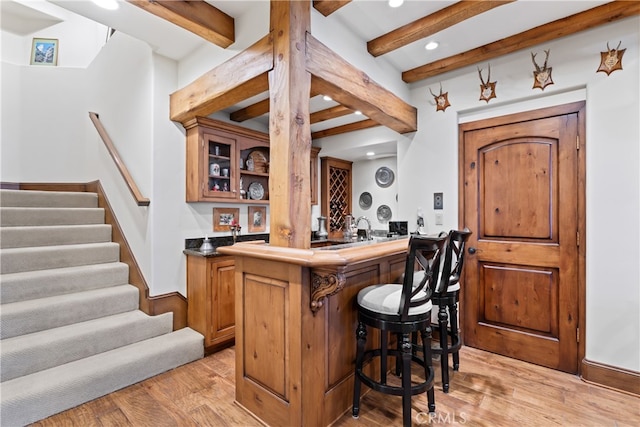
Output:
13,181,187,330
581,358,640,396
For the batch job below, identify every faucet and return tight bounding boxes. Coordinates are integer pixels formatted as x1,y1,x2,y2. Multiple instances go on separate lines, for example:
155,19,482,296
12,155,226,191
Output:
355,216,372,241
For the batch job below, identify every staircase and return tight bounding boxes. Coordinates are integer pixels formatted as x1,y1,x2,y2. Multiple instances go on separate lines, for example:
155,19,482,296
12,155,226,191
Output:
0,189,204,426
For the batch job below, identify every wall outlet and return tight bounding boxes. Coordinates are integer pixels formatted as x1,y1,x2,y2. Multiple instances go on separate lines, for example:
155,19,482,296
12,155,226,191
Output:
435,213,444,225
434,192,443,210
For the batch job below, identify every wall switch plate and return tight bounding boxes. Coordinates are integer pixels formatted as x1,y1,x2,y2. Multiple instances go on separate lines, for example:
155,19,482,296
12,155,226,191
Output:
435,213,444,225
434,192,443,210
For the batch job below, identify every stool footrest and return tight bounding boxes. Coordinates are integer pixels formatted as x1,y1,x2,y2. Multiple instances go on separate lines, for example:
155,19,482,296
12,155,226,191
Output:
431,338,462,355
355,349,435,397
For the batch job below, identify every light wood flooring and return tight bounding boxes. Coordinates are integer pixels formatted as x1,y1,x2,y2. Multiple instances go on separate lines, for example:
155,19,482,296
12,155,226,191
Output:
33,345,639,426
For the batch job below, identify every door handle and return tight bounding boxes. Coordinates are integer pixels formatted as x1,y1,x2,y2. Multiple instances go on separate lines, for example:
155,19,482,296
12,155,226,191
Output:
468,247,476,254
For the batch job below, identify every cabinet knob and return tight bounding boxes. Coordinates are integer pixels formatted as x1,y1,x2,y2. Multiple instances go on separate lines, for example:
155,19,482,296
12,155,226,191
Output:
468,247,476,254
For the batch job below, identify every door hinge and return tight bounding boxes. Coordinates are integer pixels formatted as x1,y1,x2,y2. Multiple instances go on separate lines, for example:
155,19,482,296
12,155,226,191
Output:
576,231,580,247
576,327,580,343
576,135,580,150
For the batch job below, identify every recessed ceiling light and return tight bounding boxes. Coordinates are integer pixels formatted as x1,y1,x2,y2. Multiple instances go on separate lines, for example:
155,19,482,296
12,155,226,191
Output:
366,151,375,157
92,0,119,10
354,110,362,115
388,0,404,8
425,41,439,51
322,95,332,101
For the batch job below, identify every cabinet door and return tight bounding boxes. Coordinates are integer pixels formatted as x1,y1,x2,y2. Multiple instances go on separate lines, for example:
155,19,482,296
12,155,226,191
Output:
203,132,237,200
209,257,236,344
320,157,353,239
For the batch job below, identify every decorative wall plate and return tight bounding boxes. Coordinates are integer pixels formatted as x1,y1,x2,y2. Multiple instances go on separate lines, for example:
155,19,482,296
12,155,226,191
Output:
248,182,265,200
359,192,372,209
375,167,394,188
377,205,392,223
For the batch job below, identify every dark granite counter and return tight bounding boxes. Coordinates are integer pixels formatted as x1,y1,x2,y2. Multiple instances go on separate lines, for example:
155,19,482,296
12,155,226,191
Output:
184,233,269,257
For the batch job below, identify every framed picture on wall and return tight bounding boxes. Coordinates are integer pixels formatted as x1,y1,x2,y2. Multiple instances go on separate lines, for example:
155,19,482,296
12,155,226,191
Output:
30,38,59,66
248,206,266,233
213,207,239,232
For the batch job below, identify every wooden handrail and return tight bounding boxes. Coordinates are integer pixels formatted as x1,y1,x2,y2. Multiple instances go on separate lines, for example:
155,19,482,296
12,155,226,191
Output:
89,112,150,206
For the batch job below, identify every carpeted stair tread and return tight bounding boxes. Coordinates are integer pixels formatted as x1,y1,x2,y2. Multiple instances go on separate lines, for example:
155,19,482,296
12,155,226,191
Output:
0,327,204,427
0,207,105,227
1,311,174,381
1,262,129,304
1,284,139,339
0,242,120,274
0,189,98,208
0,188,204,425
0,224,112,249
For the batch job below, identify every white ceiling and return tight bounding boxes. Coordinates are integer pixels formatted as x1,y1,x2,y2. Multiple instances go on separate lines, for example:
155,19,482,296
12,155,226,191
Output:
2,0,612,161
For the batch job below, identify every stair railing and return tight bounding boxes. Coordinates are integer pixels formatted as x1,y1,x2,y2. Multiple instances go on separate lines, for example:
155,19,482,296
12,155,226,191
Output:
89,112,150,206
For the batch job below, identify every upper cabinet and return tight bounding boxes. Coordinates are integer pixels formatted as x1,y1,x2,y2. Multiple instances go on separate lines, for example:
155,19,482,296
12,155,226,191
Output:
184,117,270,203
184,117,320,205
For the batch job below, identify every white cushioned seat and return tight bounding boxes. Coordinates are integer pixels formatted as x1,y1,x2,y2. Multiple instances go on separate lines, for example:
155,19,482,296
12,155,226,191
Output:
358,284,433,316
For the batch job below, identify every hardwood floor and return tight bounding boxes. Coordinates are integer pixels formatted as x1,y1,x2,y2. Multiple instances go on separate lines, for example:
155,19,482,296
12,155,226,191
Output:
33,345,638,426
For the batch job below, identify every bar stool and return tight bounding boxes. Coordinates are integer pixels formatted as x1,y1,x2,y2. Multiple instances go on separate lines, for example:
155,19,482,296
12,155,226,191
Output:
352,235,447,427
431,228,472,393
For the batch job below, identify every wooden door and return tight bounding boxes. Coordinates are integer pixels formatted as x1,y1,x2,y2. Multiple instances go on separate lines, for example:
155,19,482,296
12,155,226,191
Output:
460,102,584,373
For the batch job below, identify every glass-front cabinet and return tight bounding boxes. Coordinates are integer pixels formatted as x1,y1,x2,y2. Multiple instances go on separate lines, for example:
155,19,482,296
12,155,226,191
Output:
185,117,270,203
203,132,237,200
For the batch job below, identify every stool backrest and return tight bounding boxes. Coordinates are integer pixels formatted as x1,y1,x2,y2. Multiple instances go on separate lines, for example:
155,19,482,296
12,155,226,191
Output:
399,235,447,320
437,228,473,294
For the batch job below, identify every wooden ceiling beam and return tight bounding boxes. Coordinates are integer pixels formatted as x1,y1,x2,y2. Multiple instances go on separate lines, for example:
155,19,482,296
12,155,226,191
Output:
307,36,417,134
312,119,379,140
403,0,640,83
313,0,352,17
310,105,352,124
230,89,323,122
230,97,351,124
170,34,273,125
127,0,234,48
229,98,270,122
368,1,514,57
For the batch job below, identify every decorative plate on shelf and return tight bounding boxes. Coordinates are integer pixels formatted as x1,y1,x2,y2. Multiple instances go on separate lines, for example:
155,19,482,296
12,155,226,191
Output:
376,205,392,223
359,192,372,209
248,149,269,173
375,166,395,188
248,182,265,200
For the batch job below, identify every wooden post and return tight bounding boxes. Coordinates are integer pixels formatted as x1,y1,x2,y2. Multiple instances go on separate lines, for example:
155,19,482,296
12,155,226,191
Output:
268,0,312,249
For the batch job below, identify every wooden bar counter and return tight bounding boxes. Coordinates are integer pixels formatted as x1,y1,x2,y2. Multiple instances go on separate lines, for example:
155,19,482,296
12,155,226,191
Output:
217,236,410,427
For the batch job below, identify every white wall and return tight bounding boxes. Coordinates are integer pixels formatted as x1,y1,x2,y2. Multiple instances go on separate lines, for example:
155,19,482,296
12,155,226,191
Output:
401,18,640,371
0,2,107,67
351,157,398,232
1,62,23,180
1,0,108,181
85,31,154,286
0,63,89,182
